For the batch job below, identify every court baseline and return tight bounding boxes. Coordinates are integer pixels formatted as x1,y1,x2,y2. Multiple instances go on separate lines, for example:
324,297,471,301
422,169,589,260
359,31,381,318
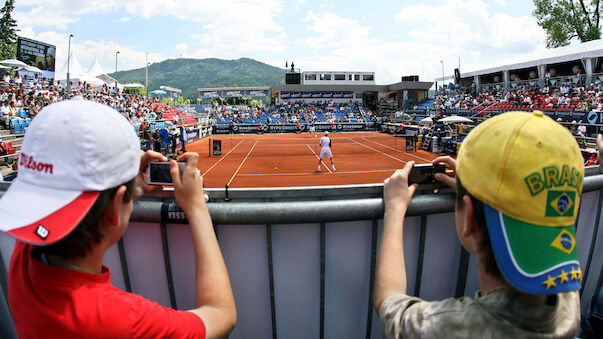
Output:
348,138,408,164
359,137,433,162
237,169,395,176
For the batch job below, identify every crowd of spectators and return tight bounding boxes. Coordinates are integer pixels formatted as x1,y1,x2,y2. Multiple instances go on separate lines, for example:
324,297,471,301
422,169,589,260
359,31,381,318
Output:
0,72,186,132
215,101,374,125
429,80,603,113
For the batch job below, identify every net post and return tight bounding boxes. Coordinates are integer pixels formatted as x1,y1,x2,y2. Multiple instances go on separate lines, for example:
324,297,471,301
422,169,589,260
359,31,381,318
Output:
224,184,231,202
208,138,212,157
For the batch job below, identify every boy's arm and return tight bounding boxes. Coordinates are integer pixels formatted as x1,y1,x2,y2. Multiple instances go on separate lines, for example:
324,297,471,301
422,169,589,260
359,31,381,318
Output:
374,161,417,315
170,153,236,338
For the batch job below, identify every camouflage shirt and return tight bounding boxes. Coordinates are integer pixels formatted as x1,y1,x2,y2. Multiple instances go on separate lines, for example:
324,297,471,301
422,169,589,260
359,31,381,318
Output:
379,290,580,339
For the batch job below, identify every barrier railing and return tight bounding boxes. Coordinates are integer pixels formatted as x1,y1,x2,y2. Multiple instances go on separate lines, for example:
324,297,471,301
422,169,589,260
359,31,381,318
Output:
0,172,602,338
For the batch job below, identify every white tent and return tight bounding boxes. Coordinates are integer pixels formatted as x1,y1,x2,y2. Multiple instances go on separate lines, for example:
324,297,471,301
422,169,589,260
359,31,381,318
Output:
55,51,85,80
123,83,145,88
461,39,603,78
438,116,473,124
86,58,106,77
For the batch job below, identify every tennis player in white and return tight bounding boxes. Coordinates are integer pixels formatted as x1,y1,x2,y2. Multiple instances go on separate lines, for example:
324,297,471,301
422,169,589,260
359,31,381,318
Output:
318,131,336,172
309,123,316,138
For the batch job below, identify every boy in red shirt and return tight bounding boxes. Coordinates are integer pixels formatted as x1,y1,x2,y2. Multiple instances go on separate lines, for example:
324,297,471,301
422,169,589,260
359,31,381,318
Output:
0,99,235,338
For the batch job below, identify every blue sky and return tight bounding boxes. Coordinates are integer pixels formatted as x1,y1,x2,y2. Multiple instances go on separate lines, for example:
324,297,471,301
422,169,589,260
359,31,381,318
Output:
13,0,548,84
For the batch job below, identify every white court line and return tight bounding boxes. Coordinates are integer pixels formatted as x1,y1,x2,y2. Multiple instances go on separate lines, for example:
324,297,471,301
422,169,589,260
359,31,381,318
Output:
306,144,332,173
202,139,246,176
237,169,395,176
227,139,258,186
348,139,408,164
360,137,433,162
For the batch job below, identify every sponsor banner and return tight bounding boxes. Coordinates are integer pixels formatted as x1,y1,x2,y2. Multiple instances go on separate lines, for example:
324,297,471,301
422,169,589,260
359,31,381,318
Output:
161,201,189,224
401,126,420,136
213,124,230,134
213,123,374,134
280,91,354,100
267,124,298,133
233,124,262,134
381,124,397,134
199,90,269,98
335,123,367,131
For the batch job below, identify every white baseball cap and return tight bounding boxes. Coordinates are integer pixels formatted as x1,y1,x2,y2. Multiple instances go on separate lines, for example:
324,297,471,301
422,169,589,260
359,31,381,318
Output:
325,131,329,135
0,99,141,245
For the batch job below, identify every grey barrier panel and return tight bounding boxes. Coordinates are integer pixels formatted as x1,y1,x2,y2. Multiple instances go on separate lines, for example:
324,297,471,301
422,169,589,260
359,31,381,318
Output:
419,213,461,301
217,225,272,338
121,223,172,307
165,223,197,311
324,221,372,339
272,223,321,339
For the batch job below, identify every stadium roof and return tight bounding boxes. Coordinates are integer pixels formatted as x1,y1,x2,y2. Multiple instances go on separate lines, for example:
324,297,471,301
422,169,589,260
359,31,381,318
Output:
197,86,270,92
271,81,432,92
459,39,603,78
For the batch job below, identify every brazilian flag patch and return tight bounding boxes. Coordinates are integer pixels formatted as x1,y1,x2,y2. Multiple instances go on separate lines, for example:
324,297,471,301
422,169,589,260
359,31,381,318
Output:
545,191,576,217
550,229,576,254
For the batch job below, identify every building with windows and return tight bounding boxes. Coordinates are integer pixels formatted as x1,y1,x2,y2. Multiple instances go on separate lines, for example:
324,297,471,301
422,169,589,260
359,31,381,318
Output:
271,70,432,111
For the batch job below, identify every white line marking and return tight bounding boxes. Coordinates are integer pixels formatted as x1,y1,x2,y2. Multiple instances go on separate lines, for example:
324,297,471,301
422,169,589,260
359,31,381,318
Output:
203,139,246,176
348,139,408,164
227,139,258,186
237,169,396,176
306,144,332,173
360,137,433,162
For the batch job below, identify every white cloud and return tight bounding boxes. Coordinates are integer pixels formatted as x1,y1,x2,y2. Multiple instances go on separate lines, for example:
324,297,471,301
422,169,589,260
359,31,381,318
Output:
394,0,544,54
17,26,164,75
299,11,373,49
294,1,546,83
16,0,287,59
14,8,79,29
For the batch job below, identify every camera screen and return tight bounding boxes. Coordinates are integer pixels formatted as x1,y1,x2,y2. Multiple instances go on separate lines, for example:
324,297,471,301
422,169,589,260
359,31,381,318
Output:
409,166,434,184
149,163,173,183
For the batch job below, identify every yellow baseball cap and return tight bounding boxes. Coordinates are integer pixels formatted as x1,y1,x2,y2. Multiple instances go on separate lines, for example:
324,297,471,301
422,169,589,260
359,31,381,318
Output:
457,111,583,295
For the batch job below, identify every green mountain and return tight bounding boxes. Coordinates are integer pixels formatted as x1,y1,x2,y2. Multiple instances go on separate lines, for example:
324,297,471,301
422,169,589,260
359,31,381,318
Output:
110,57,285,100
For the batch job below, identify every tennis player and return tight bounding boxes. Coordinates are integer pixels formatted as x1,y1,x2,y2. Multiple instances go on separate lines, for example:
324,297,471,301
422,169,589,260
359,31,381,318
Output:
309,123,317,138
318,131,336,172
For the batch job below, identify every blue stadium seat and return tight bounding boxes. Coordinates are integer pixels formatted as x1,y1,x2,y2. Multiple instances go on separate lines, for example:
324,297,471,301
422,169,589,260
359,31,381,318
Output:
25,118,31,126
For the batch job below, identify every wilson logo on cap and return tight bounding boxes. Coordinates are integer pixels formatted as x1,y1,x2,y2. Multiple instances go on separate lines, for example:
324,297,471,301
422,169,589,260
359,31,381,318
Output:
35,225,49,239
19,153,54,174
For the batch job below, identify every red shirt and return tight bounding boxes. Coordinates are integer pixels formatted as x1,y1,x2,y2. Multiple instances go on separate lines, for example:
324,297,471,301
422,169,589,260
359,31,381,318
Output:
9,241,205,338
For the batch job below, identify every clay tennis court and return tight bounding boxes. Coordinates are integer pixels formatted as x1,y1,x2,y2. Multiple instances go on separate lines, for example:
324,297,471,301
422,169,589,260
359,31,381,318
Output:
185,132,443,188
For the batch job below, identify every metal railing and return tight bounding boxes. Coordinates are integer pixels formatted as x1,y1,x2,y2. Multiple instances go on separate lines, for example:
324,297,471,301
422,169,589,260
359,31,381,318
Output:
0,173,602,338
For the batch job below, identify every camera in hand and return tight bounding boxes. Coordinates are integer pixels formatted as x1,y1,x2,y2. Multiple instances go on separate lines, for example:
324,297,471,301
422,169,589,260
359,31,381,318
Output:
408,163,446,185
146,161,186,185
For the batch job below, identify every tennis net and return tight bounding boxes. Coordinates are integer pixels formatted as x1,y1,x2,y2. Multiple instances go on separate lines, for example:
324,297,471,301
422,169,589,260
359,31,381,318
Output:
208,135,415,157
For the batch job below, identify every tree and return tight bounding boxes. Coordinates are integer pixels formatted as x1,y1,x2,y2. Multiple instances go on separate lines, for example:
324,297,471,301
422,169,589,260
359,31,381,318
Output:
533,0,602,47
0,0,18,60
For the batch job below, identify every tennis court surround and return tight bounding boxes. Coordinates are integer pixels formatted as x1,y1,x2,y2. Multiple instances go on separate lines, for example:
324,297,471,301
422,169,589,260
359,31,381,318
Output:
185,132,442,188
